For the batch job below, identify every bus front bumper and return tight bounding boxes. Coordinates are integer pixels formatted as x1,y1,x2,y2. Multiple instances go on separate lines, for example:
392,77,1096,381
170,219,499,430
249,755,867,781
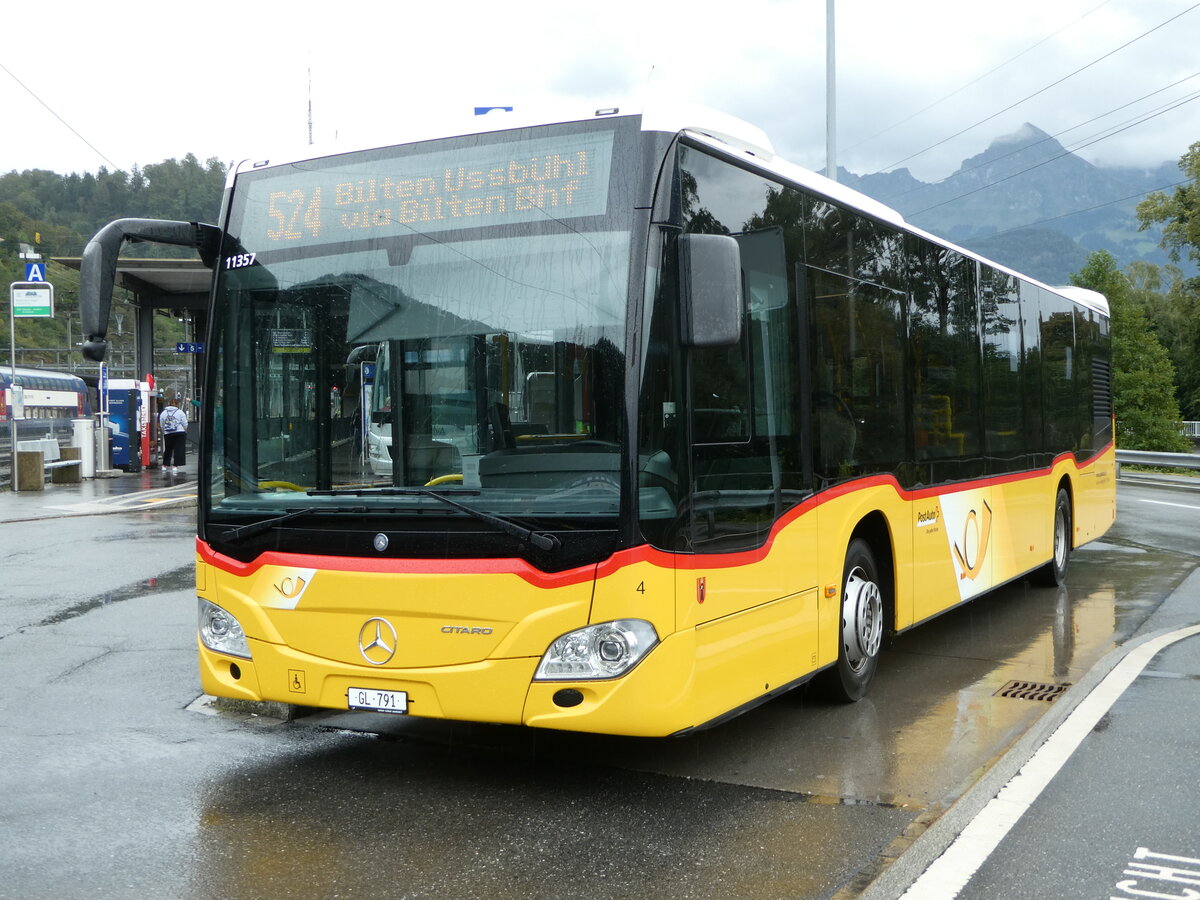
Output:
198,629,705,737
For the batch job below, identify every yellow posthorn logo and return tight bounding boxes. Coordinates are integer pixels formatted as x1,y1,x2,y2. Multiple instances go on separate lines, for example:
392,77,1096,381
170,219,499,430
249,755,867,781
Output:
264,568,315,609
275,576,307,599
952,500,993,581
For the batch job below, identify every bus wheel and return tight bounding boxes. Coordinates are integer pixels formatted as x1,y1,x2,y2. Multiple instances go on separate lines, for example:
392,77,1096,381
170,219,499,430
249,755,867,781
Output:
1032,488,1071,587
825,538,884,702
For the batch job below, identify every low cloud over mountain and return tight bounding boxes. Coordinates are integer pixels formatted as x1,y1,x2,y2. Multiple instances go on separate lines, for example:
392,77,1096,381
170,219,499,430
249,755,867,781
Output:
842,124,1184,284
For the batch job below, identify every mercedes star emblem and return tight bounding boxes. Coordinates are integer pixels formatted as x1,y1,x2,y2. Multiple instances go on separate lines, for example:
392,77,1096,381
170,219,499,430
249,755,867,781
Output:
358,617,398,665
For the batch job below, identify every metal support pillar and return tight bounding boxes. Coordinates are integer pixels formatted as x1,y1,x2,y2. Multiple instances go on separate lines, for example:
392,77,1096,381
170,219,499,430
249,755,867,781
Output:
136,300,156,385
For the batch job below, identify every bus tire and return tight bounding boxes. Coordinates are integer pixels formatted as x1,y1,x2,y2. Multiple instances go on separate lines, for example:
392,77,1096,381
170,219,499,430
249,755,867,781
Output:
1032,488,1071,587
823,537,884,702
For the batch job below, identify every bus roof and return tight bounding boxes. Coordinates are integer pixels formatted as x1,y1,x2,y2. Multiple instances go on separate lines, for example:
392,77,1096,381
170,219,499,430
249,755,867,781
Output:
1051,285,1110,316
228,103,1107,319
228,101,909,225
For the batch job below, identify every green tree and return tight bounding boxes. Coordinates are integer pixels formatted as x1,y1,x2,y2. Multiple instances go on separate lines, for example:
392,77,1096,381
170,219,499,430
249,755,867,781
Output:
1134,141,1200,418
1125,261,1200,420
1136,142,1200,267
1072,251,1190,451
1,154,226,360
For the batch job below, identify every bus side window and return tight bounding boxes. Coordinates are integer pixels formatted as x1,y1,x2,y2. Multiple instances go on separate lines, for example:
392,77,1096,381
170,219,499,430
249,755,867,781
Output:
811,270,905,481
908,245,983,479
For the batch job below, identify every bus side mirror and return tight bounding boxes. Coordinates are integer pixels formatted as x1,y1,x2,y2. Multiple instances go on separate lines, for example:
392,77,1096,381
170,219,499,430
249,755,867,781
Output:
79,218,220,361
679,233,743,348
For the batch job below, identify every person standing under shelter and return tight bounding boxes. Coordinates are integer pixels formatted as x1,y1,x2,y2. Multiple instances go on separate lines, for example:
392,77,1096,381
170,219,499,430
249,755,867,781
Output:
160,396,189,475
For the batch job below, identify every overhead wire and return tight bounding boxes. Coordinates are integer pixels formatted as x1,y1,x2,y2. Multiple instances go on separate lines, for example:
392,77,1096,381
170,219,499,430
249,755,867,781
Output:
983,177,1190,239
872,1,1200,175
877,70,1200,204
0,59,118,171
846,0,1114,154
906,90,1200,217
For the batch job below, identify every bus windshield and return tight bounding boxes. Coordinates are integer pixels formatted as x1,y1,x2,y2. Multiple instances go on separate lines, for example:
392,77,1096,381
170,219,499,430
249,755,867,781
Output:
206,121,633,529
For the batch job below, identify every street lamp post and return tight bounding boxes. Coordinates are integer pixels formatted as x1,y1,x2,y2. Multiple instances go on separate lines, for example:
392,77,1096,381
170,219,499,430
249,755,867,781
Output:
8,303,16,490
826,0,837,182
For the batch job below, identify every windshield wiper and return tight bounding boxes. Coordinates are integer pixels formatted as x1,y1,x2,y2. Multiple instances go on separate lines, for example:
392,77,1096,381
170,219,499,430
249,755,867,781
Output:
311,487,561,552
416,489,561,552
223,504,367,544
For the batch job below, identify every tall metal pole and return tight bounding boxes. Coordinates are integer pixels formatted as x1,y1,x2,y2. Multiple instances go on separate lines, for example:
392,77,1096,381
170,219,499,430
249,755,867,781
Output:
9,292,18,490
825,0,837,182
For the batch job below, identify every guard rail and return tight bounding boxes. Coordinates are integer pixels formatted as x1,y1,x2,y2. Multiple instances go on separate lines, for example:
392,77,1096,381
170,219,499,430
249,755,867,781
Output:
1115,449,1200,473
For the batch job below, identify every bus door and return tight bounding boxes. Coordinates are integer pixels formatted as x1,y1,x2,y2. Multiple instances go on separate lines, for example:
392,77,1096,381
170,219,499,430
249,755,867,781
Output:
678,228,819,686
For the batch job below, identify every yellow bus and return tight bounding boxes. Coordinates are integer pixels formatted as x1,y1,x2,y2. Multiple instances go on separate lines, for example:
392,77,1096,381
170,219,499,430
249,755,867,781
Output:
79,105,1114,736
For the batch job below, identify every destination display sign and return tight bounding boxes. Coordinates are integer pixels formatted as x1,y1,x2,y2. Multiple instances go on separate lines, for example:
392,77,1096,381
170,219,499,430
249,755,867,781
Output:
239,130,615,252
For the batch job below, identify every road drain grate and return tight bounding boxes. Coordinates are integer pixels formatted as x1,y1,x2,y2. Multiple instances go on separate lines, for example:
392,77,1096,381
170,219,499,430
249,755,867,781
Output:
994,680,1070,702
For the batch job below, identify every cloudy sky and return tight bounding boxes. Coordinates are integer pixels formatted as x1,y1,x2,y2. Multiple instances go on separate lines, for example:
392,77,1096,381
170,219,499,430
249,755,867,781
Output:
1,0,1197,184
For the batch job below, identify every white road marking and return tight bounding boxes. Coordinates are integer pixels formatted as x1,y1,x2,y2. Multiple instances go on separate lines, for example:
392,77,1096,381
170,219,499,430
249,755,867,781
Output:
900,623,1200,899
44,485,196,514
1137,498,1200,510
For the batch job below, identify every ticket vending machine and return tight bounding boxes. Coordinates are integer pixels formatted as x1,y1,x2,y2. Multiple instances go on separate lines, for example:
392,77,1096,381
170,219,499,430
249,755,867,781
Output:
105,380,141,471
105,377,154,471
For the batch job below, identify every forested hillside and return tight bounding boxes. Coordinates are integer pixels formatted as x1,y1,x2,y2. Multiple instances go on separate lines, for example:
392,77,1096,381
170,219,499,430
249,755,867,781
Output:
0,154,226,361
0,153,226,266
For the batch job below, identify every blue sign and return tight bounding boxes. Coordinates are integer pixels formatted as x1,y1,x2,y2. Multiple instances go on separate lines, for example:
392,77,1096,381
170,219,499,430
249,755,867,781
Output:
176,342,205,353
24,262,46,282
107,385,140,470
99,362,109,414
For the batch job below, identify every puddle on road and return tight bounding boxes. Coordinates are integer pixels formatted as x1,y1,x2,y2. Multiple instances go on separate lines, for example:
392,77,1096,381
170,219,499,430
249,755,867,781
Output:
36,564,195,626
89,525,195,543
1080,541,1146,554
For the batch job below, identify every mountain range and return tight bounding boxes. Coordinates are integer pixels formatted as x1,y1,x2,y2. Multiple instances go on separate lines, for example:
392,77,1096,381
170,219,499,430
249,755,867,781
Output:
839,123,1189,285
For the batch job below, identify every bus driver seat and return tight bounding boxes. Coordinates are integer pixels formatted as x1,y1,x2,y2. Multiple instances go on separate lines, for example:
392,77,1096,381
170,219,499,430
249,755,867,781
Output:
404,435,460,486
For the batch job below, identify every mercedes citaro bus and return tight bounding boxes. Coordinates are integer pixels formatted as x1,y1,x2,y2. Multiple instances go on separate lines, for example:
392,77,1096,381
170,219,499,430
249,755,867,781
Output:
79,104,1114,736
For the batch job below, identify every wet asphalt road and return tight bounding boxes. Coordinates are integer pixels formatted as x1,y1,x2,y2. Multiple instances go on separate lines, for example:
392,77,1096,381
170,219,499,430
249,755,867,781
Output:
0,476,1196,899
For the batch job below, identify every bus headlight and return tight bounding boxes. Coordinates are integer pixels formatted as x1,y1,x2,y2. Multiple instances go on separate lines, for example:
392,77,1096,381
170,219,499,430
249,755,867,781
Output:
534,620,658,680
198,598,251,659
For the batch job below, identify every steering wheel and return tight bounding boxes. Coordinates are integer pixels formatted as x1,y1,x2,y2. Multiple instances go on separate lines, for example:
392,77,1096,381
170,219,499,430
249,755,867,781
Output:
564,472,621,492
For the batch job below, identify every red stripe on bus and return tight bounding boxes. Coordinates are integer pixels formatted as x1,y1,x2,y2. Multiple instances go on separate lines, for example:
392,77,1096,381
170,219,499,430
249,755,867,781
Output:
196,540,598,589
601,444,1113,573
199,443,1112,584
